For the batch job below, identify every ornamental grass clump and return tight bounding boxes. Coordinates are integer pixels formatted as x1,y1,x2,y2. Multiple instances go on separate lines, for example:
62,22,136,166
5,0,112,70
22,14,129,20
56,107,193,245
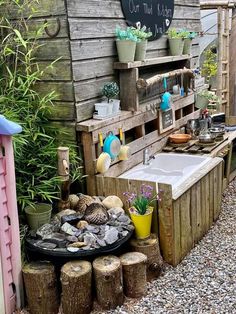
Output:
123,184,160,215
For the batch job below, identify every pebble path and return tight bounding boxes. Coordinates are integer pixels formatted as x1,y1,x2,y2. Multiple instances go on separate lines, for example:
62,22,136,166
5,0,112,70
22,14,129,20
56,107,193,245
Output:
103,179,236,314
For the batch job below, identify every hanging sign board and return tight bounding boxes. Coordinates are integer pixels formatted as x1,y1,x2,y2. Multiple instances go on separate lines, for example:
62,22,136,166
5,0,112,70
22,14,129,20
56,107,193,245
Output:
159,108,175,133
121,0,175,40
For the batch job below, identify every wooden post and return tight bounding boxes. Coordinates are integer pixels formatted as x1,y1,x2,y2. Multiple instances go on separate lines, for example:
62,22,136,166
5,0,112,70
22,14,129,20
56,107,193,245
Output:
57,147,70,181
93,255,123,310
61,261,92,314
22,262,59,314
120,252,147,298
130,234,163,281
57,147,70,210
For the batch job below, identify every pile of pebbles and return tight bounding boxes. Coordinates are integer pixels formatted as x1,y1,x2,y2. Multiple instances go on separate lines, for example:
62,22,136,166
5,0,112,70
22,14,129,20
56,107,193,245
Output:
97,179,236,314
30,195,134,252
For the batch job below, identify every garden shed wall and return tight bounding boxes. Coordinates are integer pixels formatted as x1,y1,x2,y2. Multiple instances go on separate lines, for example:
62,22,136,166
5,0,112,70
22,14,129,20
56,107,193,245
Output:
16,0,202,143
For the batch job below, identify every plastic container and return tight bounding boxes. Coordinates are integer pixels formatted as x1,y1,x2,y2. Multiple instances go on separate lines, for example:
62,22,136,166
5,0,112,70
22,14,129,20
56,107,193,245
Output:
129,207,153,239
25,203,52,230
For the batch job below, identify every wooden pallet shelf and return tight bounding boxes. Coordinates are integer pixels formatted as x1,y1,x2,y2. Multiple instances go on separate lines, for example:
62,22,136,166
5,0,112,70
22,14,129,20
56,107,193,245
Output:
114,55,192,70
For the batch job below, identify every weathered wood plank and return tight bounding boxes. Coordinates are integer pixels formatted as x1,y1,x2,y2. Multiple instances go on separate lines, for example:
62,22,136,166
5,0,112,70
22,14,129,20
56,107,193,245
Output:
209,170,214,225
120,68,139,111
190,185,197,246
73,57,115,81
69,18,200,40
158,184,174,264
67,1,200,19
173,198,181,266
70,37,199,61
213,166,220,221
180,191,192,259
114,178,130,212
7,0,66,18
23,17,68,39
74,76,115,102
195,180,202,242
200,175,207,236
48,102,75,121
35,82,74,102
38,61,72,81
36,39,71,60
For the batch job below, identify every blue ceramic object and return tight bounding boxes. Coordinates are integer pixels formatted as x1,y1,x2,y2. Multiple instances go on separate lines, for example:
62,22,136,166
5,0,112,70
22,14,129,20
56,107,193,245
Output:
160,77,173,111
103,132,121,159
0,115,22,135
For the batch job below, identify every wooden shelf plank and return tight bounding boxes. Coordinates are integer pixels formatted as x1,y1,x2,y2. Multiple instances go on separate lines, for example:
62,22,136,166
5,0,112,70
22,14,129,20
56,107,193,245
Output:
114,55,192,70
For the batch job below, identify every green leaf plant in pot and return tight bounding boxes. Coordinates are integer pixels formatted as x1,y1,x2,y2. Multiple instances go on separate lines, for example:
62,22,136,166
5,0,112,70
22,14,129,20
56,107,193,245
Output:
167,28,184,56
102,82,120,114
180,29,197,55
115,26,138,62
123,184,160,239
131,22,152,61
195,90,221,113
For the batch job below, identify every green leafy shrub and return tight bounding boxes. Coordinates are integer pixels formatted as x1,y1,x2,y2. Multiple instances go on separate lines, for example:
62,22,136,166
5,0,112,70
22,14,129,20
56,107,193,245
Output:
201,46,217,82
167,28,183,39
0,0,83,212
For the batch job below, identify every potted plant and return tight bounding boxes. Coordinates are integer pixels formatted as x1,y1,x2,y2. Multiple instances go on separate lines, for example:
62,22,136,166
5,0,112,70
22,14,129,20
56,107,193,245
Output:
167,28,184,56
201,46,217,89
115,26,138,62
131,23,152,61
123,184,160,239
180,29,197,55
195,90,221,111
102,82,120,113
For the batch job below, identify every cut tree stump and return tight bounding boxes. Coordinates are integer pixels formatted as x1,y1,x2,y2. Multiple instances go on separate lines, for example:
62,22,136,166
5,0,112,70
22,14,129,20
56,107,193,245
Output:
120,252,147,298
22,261,59,314
130,234,163,281
93,255,123,310
61,261,92,314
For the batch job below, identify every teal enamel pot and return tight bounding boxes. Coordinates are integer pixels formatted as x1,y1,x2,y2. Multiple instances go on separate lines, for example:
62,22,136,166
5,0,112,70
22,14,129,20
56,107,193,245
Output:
103,132,121,159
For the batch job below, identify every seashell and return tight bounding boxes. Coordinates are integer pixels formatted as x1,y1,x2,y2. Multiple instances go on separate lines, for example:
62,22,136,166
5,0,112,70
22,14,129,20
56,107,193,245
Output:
92,196,102,203
69,194,80,209
75,194,94,214
76,220,89,230
67,247,80,253
84,203,109,225
68,241,86,248
102,195,123,209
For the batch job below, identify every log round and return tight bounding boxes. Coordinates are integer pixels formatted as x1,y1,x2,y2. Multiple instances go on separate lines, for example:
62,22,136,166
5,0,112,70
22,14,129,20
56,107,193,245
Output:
22,261,59,314
130,234,163,281
120,252,147,298
61,260,92,314
93,255,123,310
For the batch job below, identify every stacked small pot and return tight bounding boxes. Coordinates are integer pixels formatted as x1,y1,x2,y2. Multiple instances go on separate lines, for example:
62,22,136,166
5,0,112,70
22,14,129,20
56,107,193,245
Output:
116,39,148,62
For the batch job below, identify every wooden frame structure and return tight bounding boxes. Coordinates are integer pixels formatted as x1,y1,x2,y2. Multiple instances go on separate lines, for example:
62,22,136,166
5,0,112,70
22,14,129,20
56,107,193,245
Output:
200,1,236,122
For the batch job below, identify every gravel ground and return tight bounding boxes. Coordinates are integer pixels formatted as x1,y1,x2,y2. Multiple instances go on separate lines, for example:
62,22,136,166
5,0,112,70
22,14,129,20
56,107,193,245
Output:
96,179,236,314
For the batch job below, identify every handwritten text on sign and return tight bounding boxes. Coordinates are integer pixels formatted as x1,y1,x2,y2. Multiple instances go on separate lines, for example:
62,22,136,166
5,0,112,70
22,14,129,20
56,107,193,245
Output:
121,0,175,40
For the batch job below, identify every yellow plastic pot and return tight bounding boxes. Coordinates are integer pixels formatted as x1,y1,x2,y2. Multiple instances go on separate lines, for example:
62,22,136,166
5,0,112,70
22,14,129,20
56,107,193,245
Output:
129,207,153,239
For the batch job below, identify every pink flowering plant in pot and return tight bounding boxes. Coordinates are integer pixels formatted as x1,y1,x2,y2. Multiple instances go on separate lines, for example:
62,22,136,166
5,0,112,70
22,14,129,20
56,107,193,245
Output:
123,184,160,239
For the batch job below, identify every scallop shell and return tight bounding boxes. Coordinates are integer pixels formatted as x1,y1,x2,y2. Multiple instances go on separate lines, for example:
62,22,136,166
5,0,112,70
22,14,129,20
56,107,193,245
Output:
84,203,109,225
75,194,94,214
69,194,80,209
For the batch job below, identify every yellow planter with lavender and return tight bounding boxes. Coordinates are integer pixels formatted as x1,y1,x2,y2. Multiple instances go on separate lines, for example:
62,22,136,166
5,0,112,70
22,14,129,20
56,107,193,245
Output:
129,206,153,239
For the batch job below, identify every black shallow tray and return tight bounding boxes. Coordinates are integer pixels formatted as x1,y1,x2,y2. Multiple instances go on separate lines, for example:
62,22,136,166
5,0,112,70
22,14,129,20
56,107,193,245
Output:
25,230,133,260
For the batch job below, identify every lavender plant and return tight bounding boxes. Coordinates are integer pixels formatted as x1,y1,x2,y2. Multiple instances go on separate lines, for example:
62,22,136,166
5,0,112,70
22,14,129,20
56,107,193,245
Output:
123,184,161,215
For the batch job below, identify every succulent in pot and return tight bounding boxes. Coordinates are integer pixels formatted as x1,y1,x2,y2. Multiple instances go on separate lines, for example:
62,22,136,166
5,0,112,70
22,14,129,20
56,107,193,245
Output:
167,28,184,56
115,26,138,62
123,184,161,239
131,22,152,61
